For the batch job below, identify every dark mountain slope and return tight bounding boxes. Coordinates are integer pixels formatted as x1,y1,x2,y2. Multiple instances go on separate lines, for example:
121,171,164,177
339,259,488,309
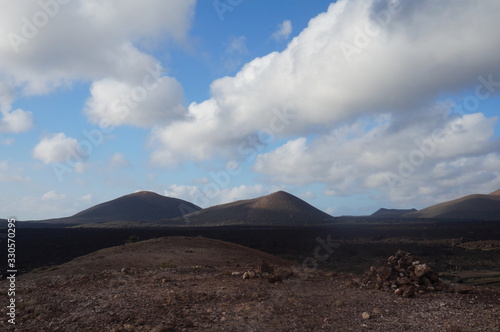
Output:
178,191,334,226
406,191,500,220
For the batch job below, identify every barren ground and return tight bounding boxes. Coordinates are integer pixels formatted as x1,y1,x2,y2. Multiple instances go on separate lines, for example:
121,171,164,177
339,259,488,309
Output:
1,236,499,331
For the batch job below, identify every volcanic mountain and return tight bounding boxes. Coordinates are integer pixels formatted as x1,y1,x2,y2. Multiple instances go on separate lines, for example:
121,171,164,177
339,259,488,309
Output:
35,191,201,225
177,191,335,226
406,189,500,220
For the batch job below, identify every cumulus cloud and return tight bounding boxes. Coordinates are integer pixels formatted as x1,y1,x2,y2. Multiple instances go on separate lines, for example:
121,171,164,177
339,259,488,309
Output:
271,20,292,41
163,183,275,208
0,82,34,133
32,132,83,164
150,0,500,165
0,0,195,92
109,152,131,169
84,74,185,127
0,0,195,127
254,107,500,206
0,108,34,133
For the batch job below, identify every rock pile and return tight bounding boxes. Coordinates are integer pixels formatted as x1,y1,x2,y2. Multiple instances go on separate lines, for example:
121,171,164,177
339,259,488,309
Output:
239,260,294,283
360,250,453,297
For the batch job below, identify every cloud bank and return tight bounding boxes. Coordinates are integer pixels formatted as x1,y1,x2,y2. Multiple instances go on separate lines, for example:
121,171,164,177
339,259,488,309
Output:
150,0,500,203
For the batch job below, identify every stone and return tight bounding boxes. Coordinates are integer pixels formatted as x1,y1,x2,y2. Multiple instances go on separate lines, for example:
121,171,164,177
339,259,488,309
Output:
334,300,344,307
361,312,371,320
414,264,431,277
257,260,273,274
377,266,392,280
401,285,416,298
267,274,282,283
396,277,411,286
358,250,450,298
454,284,473,294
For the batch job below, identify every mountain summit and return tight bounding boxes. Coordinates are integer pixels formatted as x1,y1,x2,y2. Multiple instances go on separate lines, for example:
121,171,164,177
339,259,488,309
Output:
70,191,201,223
178,190,334,226
31,191,202,225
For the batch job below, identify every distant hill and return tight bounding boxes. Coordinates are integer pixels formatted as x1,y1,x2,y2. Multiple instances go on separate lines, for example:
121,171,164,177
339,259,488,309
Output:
31,191,201,225
175,191,335,226
490,189,500,196
371,208,417,218
406,190,500,220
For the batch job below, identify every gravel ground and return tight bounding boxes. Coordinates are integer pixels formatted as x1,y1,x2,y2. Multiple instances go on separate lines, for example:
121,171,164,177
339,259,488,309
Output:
1,237,498,332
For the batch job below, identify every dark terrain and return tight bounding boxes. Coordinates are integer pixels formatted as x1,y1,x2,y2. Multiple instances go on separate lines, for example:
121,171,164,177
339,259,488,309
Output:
1,227,499,331
2,220,499,283
1,190,499,330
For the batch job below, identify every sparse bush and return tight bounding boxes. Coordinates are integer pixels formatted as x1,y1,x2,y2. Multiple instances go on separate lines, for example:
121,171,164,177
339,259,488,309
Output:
157,260,177,269
126,235,140,243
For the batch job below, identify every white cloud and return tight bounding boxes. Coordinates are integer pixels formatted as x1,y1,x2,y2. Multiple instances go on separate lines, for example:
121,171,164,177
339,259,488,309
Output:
9,191,94,220
80,194,93,202
0,82,34,133
150,0,500,165
0,1,195,128
0,108,34,133
109,152,131,169
163,184,276,208
163,184,200,201
253,106,500,206
272,20,292,41
84,74,185,127
42,190,67,200
0,0,196,93
32,132,83,164
226,36,248,54
0,161,31,183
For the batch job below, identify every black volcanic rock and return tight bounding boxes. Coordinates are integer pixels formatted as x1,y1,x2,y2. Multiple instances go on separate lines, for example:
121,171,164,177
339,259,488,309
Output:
371,208,417,218
178,190,334,226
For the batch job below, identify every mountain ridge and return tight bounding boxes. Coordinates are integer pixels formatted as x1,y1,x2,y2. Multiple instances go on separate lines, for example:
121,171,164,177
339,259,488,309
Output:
406,190,500,220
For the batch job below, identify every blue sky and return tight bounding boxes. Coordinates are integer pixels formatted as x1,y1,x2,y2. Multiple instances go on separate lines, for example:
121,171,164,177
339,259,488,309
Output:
1,0,500,220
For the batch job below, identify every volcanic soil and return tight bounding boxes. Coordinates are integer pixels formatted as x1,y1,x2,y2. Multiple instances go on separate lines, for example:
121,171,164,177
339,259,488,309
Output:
1,236,499,332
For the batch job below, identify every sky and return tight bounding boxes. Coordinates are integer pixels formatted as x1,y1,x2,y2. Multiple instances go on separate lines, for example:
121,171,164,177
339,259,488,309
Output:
1,0,500,220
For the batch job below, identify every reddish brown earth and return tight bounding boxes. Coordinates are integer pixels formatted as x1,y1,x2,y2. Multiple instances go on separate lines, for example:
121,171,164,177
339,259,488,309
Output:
1,237,498,332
